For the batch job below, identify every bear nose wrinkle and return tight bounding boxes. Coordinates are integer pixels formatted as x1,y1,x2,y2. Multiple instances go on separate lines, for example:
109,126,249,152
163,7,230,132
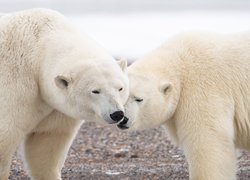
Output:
110,111,124,122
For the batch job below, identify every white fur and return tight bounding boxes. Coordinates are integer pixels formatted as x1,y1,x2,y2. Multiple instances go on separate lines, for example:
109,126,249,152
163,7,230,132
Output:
0,9,128,180
123,32,250,180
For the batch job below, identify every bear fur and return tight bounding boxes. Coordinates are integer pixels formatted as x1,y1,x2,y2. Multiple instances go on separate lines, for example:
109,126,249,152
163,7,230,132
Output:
0,9,128,179
121,32,250,180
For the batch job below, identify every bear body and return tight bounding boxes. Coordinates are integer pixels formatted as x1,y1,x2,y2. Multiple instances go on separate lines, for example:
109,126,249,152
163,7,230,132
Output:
121,32,250,180
0,9,128,179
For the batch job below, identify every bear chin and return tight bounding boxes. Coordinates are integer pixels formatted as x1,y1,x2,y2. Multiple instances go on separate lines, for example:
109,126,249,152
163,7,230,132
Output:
117,116,129,130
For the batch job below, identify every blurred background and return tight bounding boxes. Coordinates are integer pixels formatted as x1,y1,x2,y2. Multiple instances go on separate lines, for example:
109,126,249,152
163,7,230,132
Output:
0,0,250,62
2,1,250,179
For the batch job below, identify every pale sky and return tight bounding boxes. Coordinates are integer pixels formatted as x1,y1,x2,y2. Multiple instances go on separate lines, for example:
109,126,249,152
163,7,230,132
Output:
0,0,250,13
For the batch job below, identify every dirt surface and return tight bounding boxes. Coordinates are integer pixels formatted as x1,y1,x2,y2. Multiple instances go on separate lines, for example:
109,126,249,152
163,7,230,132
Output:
10,122,250,180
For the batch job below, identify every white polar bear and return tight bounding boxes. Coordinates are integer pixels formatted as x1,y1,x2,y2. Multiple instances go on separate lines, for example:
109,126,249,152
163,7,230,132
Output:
119,32,250,180
0,9,128,180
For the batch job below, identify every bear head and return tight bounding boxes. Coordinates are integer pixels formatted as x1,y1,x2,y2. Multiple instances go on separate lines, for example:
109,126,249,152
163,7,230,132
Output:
52,59,129,124
118,70,180,130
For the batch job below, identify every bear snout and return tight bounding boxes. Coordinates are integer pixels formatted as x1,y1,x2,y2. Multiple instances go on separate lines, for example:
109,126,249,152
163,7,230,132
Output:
117,116,129,130
110,111,124,122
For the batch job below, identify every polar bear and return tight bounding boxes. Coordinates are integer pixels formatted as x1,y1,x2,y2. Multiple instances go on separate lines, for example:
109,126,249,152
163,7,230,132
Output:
118,32,250,180
0,9,128,180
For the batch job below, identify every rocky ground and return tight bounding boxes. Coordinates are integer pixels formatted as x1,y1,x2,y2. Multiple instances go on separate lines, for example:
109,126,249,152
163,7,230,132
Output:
10,122,250,180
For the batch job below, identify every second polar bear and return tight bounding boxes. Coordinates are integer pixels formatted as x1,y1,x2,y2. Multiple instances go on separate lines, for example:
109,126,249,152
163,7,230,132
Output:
119,32,250,180
0,9,128,179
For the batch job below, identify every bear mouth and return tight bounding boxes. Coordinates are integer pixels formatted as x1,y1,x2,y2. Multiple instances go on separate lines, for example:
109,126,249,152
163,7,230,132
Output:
117,116,129,130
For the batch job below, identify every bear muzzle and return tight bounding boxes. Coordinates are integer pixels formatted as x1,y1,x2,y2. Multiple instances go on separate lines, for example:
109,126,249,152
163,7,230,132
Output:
117,116,129,130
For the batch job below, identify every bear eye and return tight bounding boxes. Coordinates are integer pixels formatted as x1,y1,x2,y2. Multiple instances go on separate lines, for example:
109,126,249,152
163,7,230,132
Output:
92,90,100,94
135,97,143,102
119,87,123,91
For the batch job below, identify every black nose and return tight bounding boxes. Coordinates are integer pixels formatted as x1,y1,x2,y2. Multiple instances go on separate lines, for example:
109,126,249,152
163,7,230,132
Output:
110,111,124,122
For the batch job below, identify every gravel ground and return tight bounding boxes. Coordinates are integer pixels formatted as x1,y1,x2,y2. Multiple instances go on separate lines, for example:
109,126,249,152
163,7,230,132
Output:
10,122,250,180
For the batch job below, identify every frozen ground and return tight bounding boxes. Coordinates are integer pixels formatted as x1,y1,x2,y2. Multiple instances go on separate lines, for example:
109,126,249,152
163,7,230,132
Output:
10,123,250,179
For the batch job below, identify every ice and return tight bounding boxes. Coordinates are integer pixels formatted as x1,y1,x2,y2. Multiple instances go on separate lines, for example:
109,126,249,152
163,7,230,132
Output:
68,11,250,61
105,170,122,175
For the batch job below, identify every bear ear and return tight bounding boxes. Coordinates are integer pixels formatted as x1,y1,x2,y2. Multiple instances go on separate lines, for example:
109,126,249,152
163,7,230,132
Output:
54,75,72,89
117,58,127,72
159,81,172,95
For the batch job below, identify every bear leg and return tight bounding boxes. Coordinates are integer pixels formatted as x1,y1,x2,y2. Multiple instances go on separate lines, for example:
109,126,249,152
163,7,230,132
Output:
181,122,236,180
0,127,24,180
23,111,82,180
